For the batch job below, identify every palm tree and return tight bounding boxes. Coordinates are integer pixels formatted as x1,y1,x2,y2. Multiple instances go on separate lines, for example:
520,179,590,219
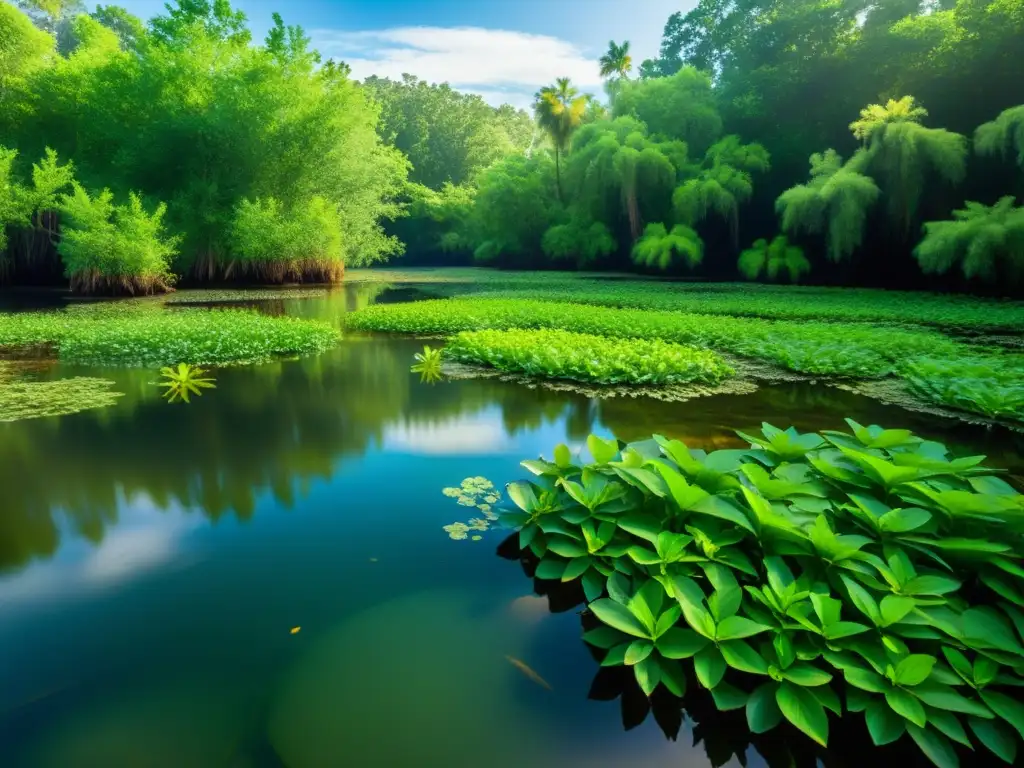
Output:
533,78,588,202
599,40,632,80
848,96,967,236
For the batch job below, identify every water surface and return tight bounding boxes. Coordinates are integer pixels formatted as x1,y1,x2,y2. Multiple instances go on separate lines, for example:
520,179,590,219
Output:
1,285,1021,767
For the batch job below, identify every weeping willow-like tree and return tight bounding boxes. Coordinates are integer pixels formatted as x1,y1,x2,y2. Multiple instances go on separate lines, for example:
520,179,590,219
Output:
630,222,703,270
533,77,588,201
914,196,1024,283
672,135,769,246
541,215,616,267
738,235,810,282
776,149,881,262
975,105,1024,169
564,117,676,242
849,96,967,235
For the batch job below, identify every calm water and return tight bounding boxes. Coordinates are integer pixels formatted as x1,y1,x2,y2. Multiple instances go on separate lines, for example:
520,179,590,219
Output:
1,285,1021,768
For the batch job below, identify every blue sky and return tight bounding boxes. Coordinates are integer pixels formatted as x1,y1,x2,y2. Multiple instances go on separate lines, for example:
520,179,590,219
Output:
112,0,697,107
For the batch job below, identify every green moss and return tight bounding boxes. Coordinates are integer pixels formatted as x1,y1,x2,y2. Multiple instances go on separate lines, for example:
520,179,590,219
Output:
0,363,123,422
0,305,340,367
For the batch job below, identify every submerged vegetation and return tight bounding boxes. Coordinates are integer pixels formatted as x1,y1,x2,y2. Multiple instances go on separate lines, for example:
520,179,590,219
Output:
445,329,733,387
488,422,1024,767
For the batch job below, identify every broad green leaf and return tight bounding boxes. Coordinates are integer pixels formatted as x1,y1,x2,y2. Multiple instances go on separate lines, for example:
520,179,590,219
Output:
970,717,1017,763
607,572,631,605
962,608,1024,656
913,684,994,718
781,664,833,687
927,709,971,748
711,681,749,711
881,596,917,627
895,655,937,687
942,647,974,684
825,621,871,640
658,656,687,697
907,724,960,768
845,666,888,693
616,514,663,545
694,645,726,689
546,536,587,558
627,545,662,565
554,443,572,468
866,700,906,746
654,605,682,639
774,633,796,669
625,639,655,665
776,681,829,746
612,466,667,498
981,690,1024,739
716,615,771,641
842,575,881,624
904,575,962,596
582,627,623,649
534,557,565,580
809,683,842,715
656,463,710,510
657,627,709,659
880,507,932,533
691,494,756,534
587,434,619,465
507,481,539,513
886,688,927,727
589,598,650,639
720,639,769,674
562,556,592,582
747,682,783,733
601,642,629,667
974,656,1000,687
634,655,661,696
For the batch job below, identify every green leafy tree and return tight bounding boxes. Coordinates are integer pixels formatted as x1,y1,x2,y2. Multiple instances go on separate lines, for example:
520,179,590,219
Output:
0,2,54,121
631,222,703,270
738,235,810,282
849,97,967,235
914,196,1024,282
612,67,722,153
533,77,589,201
975,105,1024,170
776,149,881,262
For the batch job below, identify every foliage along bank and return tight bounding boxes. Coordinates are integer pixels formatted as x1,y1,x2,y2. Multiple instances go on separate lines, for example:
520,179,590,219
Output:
0,0,407,293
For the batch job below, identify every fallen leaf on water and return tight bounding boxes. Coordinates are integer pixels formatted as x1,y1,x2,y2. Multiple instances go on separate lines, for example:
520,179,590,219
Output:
369,557,379,563
471,535,482,541
290,627,301,635
505,655,553,691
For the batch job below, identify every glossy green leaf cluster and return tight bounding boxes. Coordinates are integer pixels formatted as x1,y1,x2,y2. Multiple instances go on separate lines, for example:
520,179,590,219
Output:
445,328,733,386
904,357,1024,422
498,421,1024,767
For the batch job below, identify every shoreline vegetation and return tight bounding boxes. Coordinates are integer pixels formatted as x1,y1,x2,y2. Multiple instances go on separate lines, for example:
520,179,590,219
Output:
344,271,1024,428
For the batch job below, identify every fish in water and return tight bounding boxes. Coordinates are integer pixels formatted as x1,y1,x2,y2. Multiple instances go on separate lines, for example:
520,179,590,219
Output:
505,655,553,691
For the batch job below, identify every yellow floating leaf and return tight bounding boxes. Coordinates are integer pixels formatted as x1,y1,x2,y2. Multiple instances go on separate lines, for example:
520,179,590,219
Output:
290,626,301,635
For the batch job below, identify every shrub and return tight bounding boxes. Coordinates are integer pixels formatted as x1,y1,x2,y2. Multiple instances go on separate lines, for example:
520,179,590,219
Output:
58,184,178,295
445,328,734,386
491,422,1024,767
738,236,810,283
229,195,344,283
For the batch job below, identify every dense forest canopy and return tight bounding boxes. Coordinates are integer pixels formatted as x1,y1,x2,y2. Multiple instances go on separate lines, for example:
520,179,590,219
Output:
0,0,1023,292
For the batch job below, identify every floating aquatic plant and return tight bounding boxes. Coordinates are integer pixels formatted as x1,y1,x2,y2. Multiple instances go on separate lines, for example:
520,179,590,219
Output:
486,421,1024,767
0,364,123,422
159,363,217,404
442,477,502,540
411,344,444,383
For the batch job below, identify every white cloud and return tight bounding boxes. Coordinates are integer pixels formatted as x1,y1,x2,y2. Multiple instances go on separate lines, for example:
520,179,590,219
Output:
383,413,511,455
310,26,603,107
